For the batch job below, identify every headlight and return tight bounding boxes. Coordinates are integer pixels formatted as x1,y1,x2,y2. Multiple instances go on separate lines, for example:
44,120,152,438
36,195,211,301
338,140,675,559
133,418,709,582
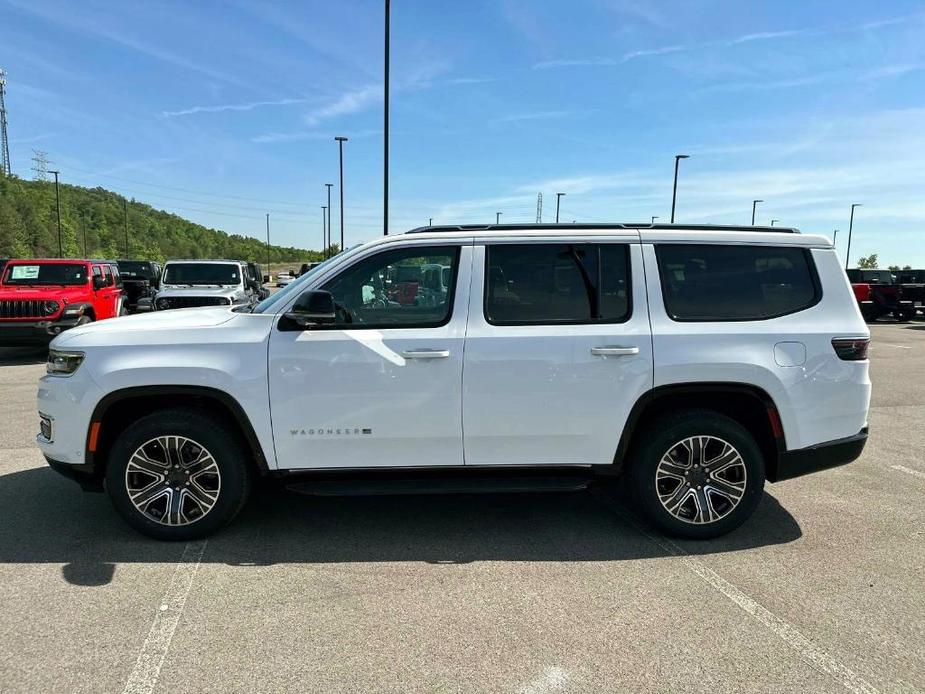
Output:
47,350,85,376
44,301,60,315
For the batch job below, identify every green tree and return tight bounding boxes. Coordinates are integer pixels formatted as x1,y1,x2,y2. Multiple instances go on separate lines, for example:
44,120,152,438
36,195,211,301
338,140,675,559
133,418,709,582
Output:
857,254,878,269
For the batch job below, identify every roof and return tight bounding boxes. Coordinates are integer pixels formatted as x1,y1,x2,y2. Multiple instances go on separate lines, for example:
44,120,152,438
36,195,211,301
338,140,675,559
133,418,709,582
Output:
164,259,245,264
5,258,95,264
406,222,799,234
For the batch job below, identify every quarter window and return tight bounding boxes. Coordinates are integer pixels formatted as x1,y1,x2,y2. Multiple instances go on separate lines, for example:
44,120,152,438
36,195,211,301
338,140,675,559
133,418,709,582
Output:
656,244,820,321
320,246,459,328
484,243,631,325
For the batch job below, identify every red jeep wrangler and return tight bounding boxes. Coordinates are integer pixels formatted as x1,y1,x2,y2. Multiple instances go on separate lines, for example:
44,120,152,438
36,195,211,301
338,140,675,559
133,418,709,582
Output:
0,259,125,345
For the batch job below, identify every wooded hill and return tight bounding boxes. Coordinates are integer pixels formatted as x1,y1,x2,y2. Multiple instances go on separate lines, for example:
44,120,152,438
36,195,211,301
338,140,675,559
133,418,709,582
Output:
0,174,323,263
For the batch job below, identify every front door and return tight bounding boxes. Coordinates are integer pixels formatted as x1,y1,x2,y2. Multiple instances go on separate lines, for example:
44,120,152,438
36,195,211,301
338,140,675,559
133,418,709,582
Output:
462,239,653,465
268,242,472,470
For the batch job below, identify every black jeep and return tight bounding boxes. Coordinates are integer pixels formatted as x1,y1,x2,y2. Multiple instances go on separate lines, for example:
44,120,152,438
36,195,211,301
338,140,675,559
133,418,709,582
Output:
116,260,162,313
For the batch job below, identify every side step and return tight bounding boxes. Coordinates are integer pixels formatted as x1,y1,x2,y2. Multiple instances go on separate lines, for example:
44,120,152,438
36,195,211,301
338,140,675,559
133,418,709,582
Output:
286,474,591,497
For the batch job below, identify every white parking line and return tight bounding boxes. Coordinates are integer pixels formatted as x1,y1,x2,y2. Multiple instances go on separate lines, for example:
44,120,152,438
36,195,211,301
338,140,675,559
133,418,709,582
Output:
609,506,881,694
871,343,911,350
517,666,570,694
122,540,208,694
891,464,925,481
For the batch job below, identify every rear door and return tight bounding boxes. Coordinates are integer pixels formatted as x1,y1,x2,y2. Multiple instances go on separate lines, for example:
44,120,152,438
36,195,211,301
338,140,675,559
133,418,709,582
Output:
462,236,653,465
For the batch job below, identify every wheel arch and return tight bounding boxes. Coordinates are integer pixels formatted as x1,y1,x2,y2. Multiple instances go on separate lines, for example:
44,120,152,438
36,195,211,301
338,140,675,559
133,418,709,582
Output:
86,385,270,480
611,383,787,482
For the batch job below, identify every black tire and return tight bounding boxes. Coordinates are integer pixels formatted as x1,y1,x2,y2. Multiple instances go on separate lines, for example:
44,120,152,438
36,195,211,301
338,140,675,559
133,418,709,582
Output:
105,407,251,540
627,409,765,539
894,311,913,323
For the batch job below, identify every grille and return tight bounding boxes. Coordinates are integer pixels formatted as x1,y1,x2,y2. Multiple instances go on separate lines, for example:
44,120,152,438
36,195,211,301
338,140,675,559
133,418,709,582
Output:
0,300,60,319
155,296,230,310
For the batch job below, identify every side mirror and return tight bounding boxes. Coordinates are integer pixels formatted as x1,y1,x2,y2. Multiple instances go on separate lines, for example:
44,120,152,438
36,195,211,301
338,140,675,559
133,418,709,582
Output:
263,274,270,284
282,289,336,329
93,275,106,290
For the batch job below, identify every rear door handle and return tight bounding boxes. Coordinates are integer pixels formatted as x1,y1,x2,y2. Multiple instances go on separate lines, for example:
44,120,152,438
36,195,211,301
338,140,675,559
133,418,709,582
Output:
401,349,450,359
591,345,640,356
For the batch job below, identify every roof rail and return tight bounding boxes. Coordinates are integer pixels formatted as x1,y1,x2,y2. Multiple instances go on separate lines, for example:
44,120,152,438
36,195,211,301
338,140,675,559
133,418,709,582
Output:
405,222,799,234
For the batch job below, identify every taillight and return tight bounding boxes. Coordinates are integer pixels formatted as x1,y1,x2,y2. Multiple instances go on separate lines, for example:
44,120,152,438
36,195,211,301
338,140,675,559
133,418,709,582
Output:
832,337,869,360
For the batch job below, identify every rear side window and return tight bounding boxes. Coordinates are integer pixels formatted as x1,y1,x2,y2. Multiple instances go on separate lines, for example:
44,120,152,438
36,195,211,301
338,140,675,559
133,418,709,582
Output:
656,244,820,321
485,243,631,325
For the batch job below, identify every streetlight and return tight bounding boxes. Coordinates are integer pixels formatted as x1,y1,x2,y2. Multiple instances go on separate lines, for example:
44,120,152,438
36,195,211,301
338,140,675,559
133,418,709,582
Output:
265,213,271,276
383,0,390,236
321,206,328,259
555,192,565,223
428,217,433,226
670,154,689,223
833,229,839,245
770,219,779,226
751,199,763,226
123,198,129,258
47,170,62,257
496,212,502,224
845,204,862,270
324,183,333,255
651,216,659,224
335,136,348,251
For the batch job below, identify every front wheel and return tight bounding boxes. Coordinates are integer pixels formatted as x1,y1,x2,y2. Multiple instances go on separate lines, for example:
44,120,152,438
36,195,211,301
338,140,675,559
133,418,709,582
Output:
105,407,251,540
628,410,765,539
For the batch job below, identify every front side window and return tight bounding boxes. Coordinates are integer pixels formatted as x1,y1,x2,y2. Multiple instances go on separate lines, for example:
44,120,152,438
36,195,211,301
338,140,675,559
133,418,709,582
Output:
3,263,89,286
656,244,820,321
321,246,459,328
485,243,631,325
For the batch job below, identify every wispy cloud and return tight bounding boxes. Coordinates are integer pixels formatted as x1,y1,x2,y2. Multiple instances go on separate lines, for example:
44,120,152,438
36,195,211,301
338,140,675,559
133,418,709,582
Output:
160,98,310,118
533,57,617,70
862,64,925,81
730,29,809,44
698,74,832,94
303,85,383,127
447,76,500,85
253,129,381,145
622,44,688,61
493,110,589,124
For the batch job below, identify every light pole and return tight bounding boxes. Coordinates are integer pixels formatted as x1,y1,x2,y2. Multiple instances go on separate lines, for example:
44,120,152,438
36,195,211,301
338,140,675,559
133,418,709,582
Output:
496,212,502,224
383,0,390,236
48,170,62,257
651,215,659,224
321,206,328,258
335,136,348,251
845,204,862,270
751,199,763,226
324,183,333,256
82,214,88,257
428,217,433,226
833,229,839,245
265,213,271,275
555,192,565,223
670,154,688,223
770,219,779,226
123,198,129,258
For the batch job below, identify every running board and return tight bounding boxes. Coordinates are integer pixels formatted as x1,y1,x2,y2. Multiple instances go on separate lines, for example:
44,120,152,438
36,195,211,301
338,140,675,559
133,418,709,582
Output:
286,475,591,497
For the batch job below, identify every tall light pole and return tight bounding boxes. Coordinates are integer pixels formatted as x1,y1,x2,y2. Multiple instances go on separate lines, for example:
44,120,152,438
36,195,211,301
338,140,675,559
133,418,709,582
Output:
265,213,271,274
324,183,333,256
833,229,839,246
428,217,433,225
751,199,763,226
496,212,502,224
335,136,348,251
82,214,88,257
383,0,390,236
651,216,659,224
770,219,779,226
845,204,862,270
321,206,328,258
670,154,688,223
47,170,62,257
123,198,129,258
555,192,565,223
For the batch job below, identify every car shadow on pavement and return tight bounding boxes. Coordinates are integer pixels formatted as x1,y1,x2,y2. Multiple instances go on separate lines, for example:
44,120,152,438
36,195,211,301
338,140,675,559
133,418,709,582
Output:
0,346,47,366
0,467,802,586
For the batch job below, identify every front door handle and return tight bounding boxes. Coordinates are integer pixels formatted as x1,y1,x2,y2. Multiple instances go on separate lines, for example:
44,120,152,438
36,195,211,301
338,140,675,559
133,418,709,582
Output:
401,349,450,359
591,345,640,356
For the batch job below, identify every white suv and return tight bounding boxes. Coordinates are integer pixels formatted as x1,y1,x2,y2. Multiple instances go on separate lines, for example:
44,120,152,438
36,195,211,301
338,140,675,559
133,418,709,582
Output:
37,224,870,540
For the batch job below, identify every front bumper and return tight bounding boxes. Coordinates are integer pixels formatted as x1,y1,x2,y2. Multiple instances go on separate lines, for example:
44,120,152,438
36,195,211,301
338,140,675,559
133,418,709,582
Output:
0,317,82,344
771,427,868,482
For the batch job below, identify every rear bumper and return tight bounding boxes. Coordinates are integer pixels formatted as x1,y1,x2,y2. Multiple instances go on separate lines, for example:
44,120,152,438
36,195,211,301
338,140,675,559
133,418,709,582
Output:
44,455,103,492
0,317,81,344
771,427,868,482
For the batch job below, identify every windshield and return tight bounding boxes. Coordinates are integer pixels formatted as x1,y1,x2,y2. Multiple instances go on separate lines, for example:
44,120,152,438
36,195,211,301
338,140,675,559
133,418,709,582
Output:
118,261,154,278
3,263,89,286
252,253,348,313
163,263,240,286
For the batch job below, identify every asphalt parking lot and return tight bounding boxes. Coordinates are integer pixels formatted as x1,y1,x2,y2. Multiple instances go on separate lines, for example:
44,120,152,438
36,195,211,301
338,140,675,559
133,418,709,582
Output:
0,323,923,693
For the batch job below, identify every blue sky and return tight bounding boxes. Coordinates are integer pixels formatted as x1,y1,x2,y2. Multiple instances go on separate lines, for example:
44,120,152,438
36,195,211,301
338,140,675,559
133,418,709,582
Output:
2,0,924,266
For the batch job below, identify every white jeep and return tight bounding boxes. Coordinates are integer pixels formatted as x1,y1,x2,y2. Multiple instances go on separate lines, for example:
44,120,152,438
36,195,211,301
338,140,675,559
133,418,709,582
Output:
37,224,870,540
151,259,257,311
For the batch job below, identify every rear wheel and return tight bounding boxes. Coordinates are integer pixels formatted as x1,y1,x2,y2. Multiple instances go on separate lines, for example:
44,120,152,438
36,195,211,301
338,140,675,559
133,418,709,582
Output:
628,410,765,539
105,407,251,540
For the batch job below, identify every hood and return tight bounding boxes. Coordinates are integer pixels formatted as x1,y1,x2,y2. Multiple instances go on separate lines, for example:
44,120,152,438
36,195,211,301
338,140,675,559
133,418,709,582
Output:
51,306,237,348
157,285,242,299
0,285,86,300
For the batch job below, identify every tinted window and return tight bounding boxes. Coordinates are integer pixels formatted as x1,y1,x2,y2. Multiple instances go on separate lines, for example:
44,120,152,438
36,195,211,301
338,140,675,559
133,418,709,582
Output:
485,243,631,325
321,246,459,328
4,263,89,286
656,244,819,321
163,263,240,285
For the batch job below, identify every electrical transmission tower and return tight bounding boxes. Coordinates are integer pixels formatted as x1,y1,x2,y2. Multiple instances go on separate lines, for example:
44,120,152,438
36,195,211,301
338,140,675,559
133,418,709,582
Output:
31,149,49,181
0,68,10,176
536,192,543,223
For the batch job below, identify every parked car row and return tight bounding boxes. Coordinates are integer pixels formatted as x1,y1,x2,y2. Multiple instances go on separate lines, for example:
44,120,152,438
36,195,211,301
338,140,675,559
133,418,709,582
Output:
0,257,282,345
847,268,925,322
